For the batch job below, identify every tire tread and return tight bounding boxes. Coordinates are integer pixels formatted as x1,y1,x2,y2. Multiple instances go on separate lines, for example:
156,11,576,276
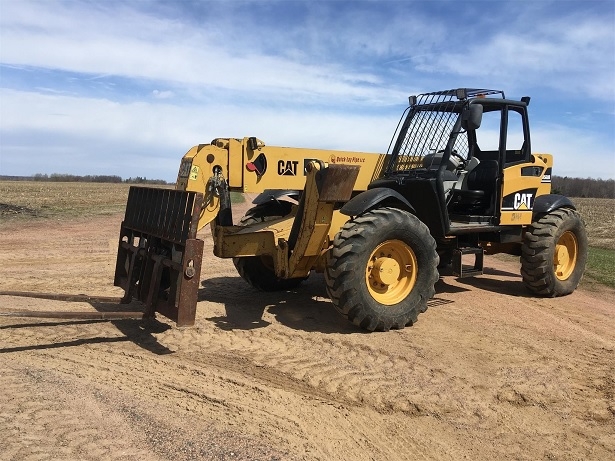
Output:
325,208,439,331
520,207,587,297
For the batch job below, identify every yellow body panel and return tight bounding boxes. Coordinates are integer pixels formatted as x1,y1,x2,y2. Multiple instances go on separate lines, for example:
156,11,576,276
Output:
175,135,560,281
212,161,359,279
499,153,553,225
241,145,386,193
177,138,387,193
176,138,388,231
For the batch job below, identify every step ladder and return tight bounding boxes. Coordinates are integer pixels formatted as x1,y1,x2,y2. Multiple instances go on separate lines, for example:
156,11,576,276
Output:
452,247,484,278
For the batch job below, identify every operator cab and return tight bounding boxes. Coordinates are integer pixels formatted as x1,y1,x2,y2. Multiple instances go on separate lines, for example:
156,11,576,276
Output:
448,96,532,223
372,88,532,239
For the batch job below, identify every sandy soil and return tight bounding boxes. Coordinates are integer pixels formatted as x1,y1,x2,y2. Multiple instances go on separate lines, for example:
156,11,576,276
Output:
0,204,613,461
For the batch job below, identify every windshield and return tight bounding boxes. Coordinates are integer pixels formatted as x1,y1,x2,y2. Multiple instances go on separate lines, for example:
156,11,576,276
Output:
387,102,469,174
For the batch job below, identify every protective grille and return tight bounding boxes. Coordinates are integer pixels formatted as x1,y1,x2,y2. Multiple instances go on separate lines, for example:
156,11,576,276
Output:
389,92,469,173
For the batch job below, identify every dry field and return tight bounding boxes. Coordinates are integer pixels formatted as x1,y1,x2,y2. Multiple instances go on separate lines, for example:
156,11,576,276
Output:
2,182,612,248
573,197,615,250
0,181,131,221
0,182,614,461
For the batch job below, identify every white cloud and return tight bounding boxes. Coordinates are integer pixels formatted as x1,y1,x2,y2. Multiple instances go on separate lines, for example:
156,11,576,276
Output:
411,15,615,99
0,88,399,180
0,0,613,181
2,87,613,181
0,1,406,105
152,90,175,100
531,123,615,180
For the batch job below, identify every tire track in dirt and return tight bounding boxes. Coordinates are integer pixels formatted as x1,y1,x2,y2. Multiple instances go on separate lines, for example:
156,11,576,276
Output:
0,365,161,461
158,315,476,420
4,282,612,460
194,272,465,416
0,320,303,460
0,310,465,460
2,210,615,460
527,299,614,417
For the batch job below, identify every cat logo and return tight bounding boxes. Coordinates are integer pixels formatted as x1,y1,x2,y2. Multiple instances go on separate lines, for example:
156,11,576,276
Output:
278,160,299,176
501,188,537,212
514,192,533,210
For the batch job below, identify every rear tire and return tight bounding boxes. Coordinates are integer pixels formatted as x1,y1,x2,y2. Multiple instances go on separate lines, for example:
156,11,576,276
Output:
521,208,587,296
233,202,307,291
325,207,439,332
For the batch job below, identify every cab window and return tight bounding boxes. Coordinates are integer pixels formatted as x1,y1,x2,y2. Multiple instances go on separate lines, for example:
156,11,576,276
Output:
505,108,528,165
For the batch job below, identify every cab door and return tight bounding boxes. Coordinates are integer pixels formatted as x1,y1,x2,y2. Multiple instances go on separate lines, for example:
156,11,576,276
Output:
500,104,543,225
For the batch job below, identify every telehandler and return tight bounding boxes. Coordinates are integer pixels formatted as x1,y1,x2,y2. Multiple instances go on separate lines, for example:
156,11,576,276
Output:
112,88,587,331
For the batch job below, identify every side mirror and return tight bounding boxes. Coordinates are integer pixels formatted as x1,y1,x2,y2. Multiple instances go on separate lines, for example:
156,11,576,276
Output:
461,104,483,131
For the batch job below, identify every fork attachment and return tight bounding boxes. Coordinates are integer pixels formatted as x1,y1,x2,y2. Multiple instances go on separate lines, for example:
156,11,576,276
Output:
114,186,204,326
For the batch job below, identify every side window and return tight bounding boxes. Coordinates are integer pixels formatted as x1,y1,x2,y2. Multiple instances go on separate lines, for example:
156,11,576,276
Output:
505,108,527,165
475,109,501,152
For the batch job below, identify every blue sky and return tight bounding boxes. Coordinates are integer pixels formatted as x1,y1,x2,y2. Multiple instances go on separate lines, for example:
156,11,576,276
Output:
1,0,614,181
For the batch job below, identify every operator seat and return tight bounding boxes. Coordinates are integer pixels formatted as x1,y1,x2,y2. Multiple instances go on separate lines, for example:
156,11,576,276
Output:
448,159,499,215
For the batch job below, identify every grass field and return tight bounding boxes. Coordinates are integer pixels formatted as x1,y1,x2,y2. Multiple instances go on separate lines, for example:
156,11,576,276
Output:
585,247,615,288
572,198,615,289
1,181,613,287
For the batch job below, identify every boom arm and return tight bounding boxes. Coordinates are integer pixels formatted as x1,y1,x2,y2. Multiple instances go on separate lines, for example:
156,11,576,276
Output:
174,137,389,230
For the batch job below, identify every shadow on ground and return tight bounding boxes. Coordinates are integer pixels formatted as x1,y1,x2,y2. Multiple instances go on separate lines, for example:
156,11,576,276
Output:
0,296,174,355
199,274,361,334
200,273,458,334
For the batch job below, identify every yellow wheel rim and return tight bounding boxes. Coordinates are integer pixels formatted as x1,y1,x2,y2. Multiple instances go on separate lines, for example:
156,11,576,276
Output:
365,240,417,305
554,230,578,281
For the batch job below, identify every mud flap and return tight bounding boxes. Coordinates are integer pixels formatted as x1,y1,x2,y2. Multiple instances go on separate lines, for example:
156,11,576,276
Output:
114,186,204,327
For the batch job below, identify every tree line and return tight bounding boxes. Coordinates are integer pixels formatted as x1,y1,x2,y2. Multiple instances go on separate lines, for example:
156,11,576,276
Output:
551,176,614,199
0,173,613,198
0,173,169,185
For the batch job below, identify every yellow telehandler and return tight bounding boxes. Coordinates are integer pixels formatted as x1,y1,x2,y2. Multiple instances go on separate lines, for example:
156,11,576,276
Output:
112,88,587,331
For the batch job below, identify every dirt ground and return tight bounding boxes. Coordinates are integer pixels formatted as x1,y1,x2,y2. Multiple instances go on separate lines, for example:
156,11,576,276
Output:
0,202,613,461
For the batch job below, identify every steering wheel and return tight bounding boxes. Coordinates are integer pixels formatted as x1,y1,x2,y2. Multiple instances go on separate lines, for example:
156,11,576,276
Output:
450,150,465,162
448,150,467,171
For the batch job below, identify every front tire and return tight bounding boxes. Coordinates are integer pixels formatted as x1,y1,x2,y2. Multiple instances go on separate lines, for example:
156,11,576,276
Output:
325,207,439,332
521,208,588,296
